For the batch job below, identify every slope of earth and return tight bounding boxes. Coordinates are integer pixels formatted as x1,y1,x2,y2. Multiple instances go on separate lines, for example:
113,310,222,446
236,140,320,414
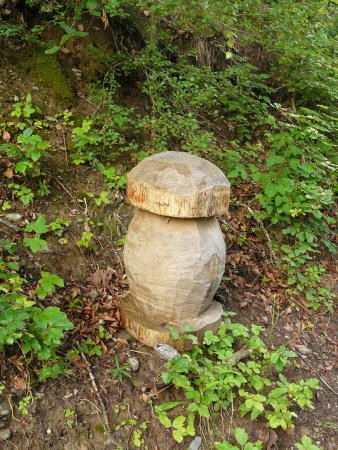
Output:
0,10,337,450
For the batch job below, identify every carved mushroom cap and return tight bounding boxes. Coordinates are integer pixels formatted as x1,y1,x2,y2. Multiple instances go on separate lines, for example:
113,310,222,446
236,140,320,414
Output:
126,151,230,217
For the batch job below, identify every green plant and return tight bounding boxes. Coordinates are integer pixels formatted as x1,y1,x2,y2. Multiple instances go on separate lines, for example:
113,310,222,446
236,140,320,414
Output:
155,313,319,443
25,215,49,235
71,119,101,165
10,128,49,176
0,250,73,361
108,355,131,383
45,21,87,54
287,264,335,312
23,215,49,253
86,191,110,206
133,422,148,448
10,93,40,124
35,271,64,300
1,200,11,211
295,436,322,450
19,395,34,416
96,163,127,190
9,184,35,206
215,427,262,450
38,363,65,382
78,338,102,357
48,217,70,237
77,230,94,248
0,240,17,255
64,408,76,428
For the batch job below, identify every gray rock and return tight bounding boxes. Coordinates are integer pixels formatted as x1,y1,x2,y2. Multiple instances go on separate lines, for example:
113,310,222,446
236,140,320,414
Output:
116,330,135,342
295,344,312,355
0,402,10,417
188,436,202,450
5,213,22,222
154,344,179,361
88,289,99,300
37,247,51,254
0,428,11,440
128,356,140,372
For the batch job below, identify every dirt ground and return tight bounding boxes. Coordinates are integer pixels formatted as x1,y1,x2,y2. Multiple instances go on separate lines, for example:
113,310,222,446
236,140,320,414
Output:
0,23,337,450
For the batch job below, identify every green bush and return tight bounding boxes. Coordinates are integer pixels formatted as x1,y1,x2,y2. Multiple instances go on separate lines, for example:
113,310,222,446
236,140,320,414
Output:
0,244,73,361
155,314,320,443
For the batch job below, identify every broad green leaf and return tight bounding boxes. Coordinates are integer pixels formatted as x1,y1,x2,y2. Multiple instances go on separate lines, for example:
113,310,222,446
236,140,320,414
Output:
266,154,284,167
172,415,186,429
157,401,183,411
45,46,60,54
23,237,48,253
172,429,183,443
235,427,248,446
158,413,171,428
25,215,49,236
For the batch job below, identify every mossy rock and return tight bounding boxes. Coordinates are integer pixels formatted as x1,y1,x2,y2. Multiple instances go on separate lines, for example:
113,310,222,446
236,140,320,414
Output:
23,51,75,106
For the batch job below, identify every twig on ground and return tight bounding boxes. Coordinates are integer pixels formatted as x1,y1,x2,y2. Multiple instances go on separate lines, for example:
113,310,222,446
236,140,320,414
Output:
303,361,338,397
0,217,21,233
6,395,21,422
232,347,253,363
76,342,118,445
54,177,78,204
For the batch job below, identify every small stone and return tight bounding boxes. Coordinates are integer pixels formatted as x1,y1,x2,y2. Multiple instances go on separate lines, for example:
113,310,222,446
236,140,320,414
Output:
2,131,10,142
88,289,99,300
154,344,179,361
128,356,140,372
0,428,11,440
0,402,10,417
283,323,293,332
116,330,135,342
46,428,52,435
5,213,22,222
285,428,295,436
131,376,150,389
37,247,51,254
188,436,202,450
295,344,312,355
300,426,311,436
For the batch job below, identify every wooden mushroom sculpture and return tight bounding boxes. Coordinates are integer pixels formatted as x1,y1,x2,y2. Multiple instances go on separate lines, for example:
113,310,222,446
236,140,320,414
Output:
122,151,230,349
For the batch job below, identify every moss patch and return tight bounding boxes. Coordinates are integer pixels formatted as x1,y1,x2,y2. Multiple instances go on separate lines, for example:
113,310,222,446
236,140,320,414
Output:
23,51,75,104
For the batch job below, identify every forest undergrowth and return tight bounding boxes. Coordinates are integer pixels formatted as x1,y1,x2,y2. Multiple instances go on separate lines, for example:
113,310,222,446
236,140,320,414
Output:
0,1,337,449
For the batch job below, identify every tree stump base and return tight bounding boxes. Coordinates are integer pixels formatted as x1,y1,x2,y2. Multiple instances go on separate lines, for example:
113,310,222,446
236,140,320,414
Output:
121,293,223,350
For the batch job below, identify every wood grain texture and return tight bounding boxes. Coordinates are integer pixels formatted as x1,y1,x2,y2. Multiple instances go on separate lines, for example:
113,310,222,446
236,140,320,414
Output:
124,209,225,326
127,151,230,217
121,293,223,350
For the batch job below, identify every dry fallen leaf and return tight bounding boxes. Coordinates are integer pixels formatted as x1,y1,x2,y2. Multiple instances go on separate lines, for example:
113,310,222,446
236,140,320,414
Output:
141,393,149,402
87,268,115,287
11,375,27,391
4,167,13,178
116,338,129,346
71,286,81,298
